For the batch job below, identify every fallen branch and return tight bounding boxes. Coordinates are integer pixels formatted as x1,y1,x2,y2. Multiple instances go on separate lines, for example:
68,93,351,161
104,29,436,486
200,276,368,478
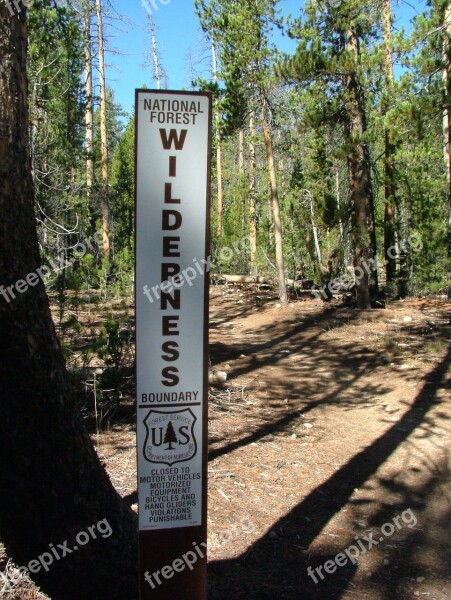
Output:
211,274,272,284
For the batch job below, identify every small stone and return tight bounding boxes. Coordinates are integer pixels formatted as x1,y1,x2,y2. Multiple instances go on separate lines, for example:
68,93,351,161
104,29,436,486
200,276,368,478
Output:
291,433,297,439
304,423,313,429
276,303,282,308
383,559,390,566
403,316,412,323
414,592,420,597
416,576,425,583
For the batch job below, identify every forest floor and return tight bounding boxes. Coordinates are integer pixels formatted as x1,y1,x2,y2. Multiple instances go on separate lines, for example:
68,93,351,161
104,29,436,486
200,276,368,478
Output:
1,285,450,600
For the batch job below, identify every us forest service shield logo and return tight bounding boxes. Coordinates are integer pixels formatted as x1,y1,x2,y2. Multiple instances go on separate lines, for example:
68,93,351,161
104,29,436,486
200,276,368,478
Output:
143,409,197,466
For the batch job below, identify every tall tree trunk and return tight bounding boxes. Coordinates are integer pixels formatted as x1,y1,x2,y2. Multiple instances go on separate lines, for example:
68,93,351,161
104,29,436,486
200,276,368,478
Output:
211,40,223,238
0,7,137,599
336,169,344,243
442,0,451,298
307,189,322,269
96,0,110,261
346,29,378,309
249,112,257,275
83,1,94,211
239,127,244,175
216,140,223,238
260,92,287,304
382,0,397,284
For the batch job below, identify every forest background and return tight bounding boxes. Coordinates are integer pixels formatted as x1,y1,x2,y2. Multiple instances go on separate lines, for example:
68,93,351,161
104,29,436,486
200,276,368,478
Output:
18,0,450,318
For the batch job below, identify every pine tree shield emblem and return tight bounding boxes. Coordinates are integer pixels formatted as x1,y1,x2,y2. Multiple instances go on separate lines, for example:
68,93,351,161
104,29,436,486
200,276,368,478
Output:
143,409,197,466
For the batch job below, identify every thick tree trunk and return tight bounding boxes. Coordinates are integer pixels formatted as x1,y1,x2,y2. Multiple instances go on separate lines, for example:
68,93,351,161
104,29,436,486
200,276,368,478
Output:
346,30,378,309
84,1,94,210
382,0,397,284
248,111,257,275
442,1,451,297
0,8,138,599
260,93,287,304
96,0,110,261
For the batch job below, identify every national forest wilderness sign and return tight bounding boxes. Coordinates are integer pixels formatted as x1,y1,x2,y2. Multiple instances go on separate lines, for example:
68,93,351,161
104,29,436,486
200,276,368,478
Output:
135,90,211,599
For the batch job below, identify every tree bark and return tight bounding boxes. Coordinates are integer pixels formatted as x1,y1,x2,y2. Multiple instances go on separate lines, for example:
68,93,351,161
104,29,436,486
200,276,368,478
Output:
248,111,258,275
239,127,244,175
211,40,223,239
96,0,110,261
346,29,378,309
0,8,138,599
260,92,288,304
382,0,397,284
84,1,94,210
442,0,451,297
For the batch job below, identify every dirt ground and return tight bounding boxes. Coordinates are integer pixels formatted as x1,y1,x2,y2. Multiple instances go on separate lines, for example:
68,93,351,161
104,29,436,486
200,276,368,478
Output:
1,286,450,599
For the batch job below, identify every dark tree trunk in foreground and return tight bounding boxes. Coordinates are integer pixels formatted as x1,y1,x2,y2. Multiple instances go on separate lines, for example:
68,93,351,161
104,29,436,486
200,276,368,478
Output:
0,9,137,600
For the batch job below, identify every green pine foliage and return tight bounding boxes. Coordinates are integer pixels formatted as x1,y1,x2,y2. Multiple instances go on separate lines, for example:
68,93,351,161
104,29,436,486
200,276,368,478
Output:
24,0,450,303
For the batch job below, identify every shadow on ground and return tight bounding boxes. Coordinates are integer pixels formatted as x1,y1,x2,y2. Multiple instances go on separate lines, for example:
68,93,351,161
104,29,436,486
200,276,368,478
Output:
207,348,451,599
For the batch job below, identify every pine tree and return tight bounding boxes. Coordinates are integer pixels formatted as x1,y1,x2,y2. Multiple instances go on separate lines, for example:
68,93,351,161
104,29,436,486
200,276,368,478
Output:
28,0,86,237
164,421,178,450
95,0,110,261
83,0,95,213
195,0,288,303
280,0,379,308
382,0,397,283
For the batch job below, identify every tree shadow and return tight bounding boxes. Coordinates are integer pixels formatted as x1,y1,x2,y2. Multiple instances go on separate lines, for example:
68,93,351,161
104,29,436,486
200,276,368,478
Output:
209,305,393,460
207,347,450,599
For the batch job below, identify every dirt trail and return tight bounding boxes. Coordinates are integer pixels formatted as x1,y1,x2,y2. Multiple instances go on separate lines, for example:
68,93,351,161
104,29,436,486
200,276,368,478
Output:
1,288,450,600
206,289,450,600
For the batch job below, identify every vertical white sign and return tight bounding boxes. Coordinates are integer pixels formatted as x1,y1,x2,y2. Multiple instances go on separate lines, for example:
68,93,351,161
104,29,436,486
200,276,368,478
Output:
135,91,210,531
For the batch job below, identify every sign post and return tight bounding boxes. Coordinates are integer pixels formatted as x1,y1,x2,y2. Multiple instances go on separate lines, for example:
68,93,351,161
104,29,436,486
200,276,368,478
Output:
135,90,211,599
